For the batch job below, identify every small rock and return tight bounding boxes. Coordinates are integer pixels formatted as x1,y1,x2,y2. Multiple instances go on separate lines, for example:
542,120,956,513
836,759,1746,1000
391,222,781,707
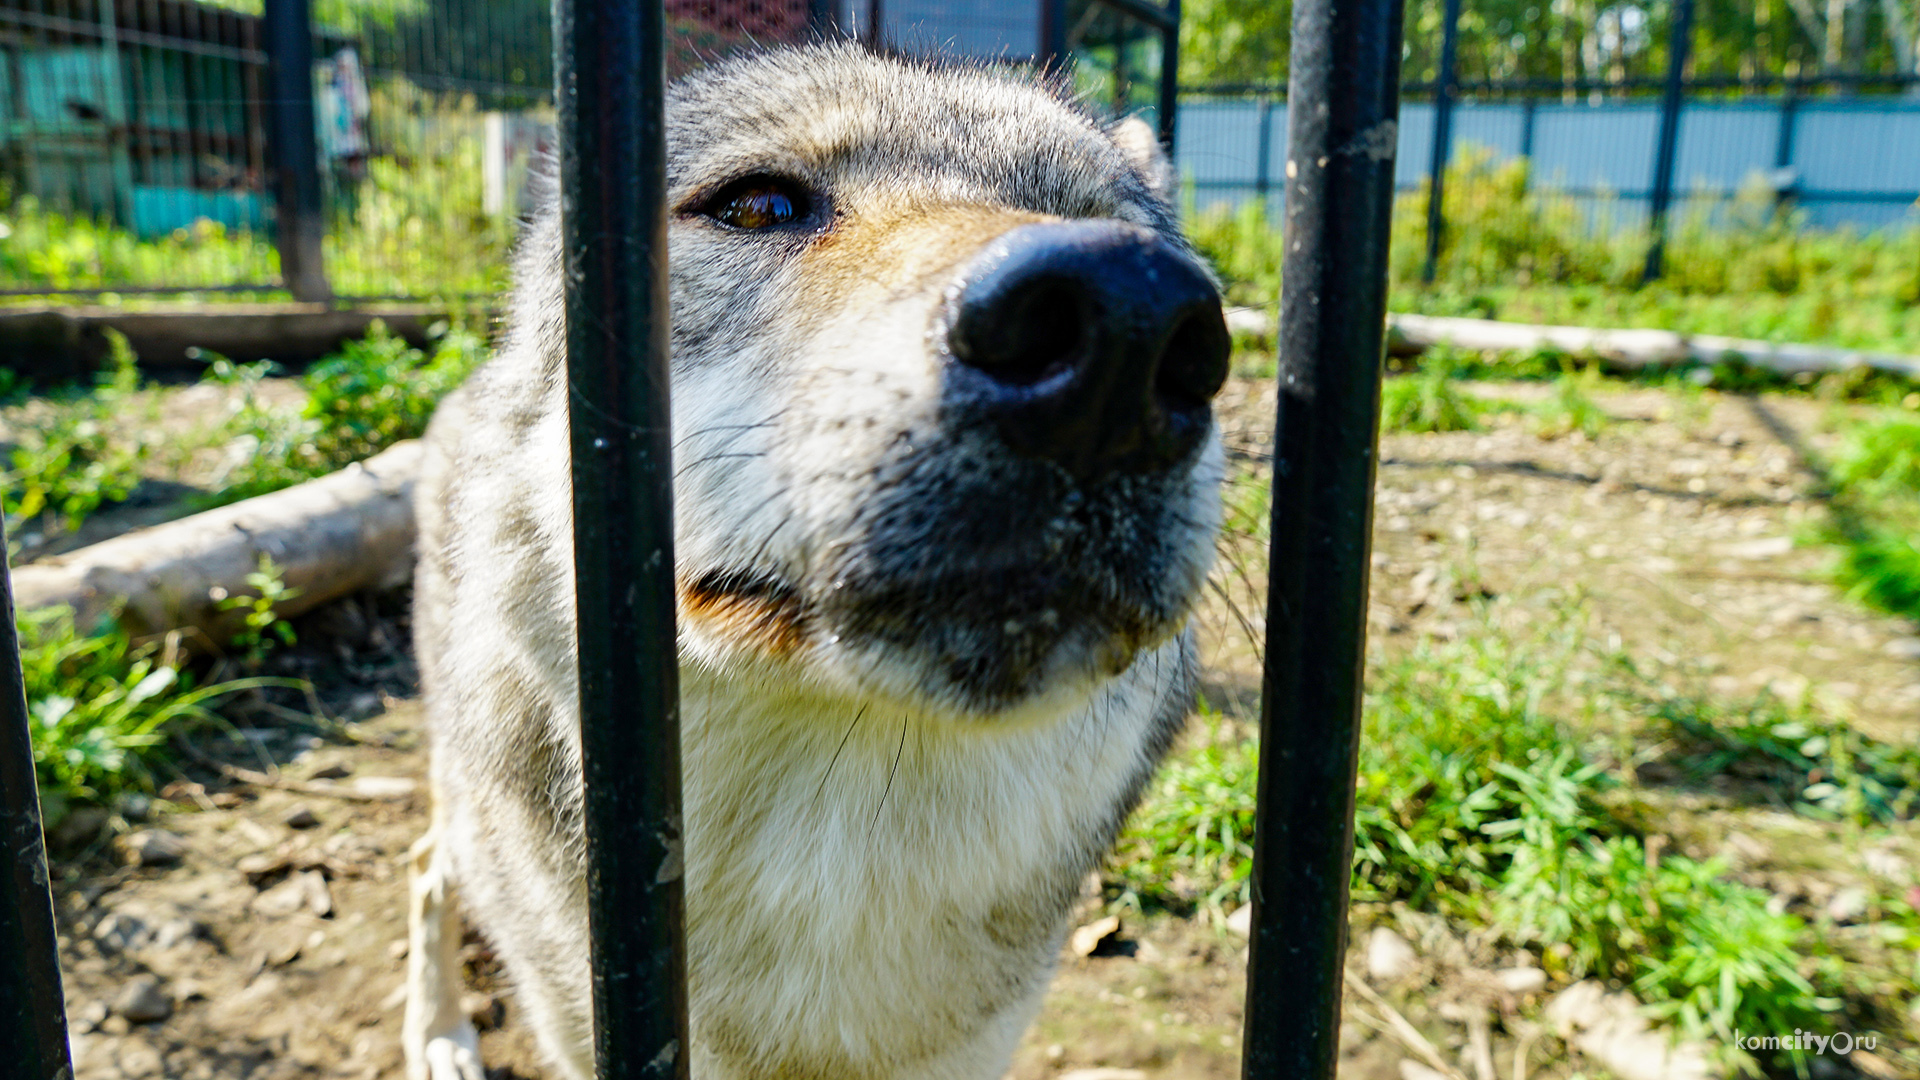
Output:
388,939,410,961
116,829,188,867
1725,536,1794,560
114,793,153,822
151,917,199,951
1224,904,1252,937
1069,915,1121,957
1495,966,1548,994
253,869,330,918
1045,1044,1065,1061
71,999,110,1033
282,804,320,830
116,1039,166,1078
1825,886,1871,924
308,762,353,781
113,976,173,1023
1366,927,1418,983
1884,638,1920,661
93,912,151,953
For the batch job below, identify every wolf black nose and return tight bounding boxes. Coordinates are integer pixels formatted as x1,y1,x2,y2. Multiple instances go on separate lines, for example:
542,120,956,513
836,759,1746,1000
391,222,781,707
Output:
945,221,1230,482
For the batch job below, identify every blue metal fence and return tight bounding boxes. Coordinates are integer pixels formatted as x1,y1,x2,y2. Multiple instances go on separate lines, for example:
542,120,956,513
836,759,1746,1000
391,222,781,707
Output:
1179,91,1920,231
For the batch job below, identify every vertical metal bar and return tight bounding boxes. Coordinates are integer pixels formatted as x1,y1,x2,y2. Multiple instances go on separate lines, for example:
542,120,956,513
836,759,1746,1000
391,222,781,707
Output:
1771,83,1799,212
552,0,688,1076
1,533,74,1080
1253,95,1274,200
1039,0,1068,71
806,0,844,37
863,0,884,49
262,0,330,302
1421,0,1460,284
1240,0,1404,1073
1519,95,1536,160
1642,0,1694,283
1156,0,1180,148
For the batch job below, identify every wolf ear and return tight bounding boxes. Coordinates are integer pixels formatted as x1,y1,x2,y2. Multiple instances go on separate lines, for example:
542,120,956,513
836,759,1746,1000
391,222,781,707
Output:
1109,116,1176,203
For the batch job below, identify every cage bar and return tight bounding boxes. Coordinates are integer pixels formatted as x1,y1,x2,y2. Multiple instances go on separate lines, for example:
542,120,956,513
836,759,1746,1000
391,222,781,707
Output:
1642,0,1695,283
1239,0,1405,1075
0,533,73,1080
553,0,690,1076
1421,0,1461,284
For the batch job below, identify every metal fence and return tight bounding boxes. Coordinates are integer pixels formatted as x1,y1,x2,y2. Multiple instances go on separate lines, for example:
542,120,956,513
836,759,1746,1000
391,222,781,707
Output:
0,0,1182,300
1181,0,1920,281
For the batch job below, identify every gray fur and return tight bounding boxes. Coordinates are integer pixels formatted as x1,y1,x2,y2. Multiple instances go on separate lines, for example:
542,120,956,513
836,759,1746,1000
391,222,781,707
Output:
411,43,1223,1080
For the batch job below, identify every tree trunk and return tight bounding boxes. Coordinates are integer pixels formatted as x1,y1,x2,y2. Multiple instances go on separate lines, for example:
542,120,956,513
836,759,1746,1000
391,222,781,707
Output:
13,442,424,646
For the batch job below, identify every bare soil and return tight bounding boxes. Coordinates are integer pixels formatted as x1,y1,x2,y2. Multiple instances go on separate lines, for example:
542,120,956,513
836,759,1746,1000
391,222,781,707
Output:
39,376,1920,1079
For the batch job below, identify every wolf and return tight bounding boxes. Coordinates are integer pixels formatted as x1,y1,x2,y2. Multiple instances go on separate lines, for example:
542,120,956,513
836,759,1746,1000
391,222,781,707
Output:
404,42,1230,1080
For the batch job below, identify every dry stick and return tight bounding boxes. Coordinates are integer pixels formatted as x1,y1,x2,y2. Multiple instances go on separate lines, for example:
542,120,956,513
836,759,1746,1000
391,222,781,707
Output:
1346,973,1471,1080
1511,1030,1536,1080
1467,1010,1498,1080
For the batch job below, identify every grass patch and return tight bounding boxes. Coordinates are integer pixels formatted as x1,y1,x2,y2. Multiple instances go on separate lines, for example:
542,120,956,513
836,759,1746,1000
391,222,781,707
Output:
2,321,484,542
1805,413,1920,622
1112,625,1912,1074
21,606,290,830
2,331,147,535
1190,151,1920,357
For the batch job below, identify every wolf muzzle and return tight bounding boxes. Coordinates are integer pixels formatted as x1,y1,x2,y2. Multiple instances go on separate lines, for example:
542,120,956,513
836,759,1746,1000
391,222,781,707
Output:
944,221,1230,483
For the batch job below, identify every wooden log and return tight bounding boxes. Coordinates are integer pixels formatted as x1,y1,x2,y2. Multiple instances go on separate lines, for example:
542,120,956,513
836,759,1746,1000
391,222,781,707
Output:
12,441,423,643
1387,313,1920,379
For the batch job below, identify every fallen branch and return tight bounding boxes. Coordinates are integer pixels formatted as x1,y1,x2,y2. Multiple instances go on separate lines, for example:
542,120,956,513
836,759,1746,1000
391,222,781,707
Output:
1388,313,1920,379
1226,306,1920,379
13,441,423,640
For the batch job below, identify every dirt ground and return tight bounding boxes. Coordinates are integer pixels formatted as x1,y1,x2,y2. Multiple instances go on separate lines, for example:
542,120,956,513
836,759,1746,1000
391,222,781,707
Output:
33,375,1920,1080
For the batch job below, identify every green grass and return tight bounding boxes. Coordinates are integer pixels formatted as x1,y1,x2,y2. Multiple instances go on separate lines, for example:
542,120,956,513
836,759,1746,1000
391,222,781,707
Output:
2,331,147,536
1191,151,1920,357
2,321,484,543
1112,625,1915,1074
1815,413,1920,622
21,606,290,831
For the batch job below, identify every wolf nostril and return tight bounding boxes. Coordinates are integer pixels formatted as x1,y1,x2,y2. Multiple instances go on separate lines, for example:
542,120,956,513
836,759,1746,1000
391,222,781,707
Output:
945,221,1227,482
954,278,1089,387
1156,310,1232,412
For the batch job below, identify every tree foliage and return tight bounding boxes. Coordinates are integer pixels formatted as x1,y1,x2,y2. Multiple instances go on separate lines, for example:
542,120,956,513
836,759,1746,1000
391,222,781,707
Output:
1180,0,1920,89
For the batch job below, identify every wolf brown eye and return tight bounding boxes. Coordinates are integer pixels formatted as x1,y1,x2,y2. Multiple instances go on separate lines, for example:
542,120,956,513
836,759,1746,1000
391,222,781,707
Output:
702,177,808,230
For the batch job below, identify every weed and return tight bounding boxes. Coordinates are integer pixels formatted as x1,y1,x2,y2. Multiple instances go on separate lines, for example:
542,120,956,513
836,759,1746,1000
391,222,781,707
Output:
1810,413,1920,622
218,556,302,665
1380,349,1497,434
1115,629,1846,1073
2,331,147,536
20,607,288,829
1528,365,1612,439
1648,691,1920,824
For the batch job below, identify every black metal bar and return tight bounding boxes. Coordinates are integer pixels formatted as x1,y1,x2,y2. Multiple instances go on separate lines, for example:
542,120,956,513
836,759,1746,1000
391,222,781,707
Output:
1253,96,1274,199
1519,95,1536,160
1156,0,1180,148
1039,0,1068,70
262,0,330,303
1099,0,1179,31
1642,0,1694,283
1773,87,1800,169
1,532,73,1080
805,0,843,37
553,0,688,1076
1421,0,1461,284
1240,0,1404,1074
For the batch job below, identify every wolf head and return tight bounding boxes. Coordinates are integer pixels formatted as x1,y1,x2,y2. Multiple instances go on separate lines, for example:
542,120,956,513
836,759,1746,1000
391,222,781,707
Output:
548,44,1229,718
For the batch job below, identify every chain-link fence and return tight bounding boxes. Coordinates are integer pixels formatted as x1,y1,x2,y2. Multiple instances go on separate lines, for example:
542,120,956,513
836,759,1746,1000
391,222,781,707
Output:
2,0,1181,300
